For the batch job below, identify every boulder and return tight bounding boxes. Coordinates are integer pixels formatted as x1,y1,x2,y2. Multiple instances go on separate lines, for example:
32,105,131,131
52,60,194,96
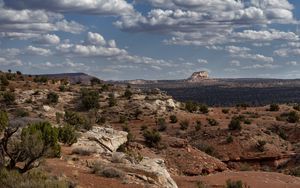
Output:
73,127,128,154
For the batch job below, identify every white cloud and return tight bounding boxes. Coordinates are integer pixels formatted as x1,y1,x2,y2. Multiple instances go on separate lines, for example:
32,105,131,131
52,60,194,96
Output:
34,34,60,45
0,4,85,40
197,59,208,64
86,32,106,46
3,0,134,16
286,61,298,66
26,46,52,56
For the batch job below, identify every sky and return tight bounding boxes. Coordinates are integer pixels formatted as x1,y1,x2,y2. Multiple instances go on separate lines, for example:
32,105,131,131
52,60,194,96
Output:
0,0,300,80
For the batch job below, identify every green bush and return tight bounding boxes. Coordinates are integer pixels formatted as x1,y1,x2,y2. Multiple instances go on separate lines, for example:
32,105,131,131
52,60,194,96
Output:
3,91,15,105
0,168,70,188
290,167,300,177
180,119,189,130
58,85,66,92
195,120,202,131
0,110,8,133
269,104,280,111
207,118,219,126
0,75,9,86
293,104,300,111
80,89,99,110
119,115,127,123
199,104,209,114
157,118,167,131
64,111,90,130
226,135,233,143
222,109,230,114
124,89,133,99
33,76,48,83
143,129,161,147
169,115,178,123
58,125,78,146
278,111,300,123
134,109,142,119
226,179,244,188
228,118,241,131
256,140,266,152
47,92,59,104
108,93,117,107
15,108,29,117
185,101,198,112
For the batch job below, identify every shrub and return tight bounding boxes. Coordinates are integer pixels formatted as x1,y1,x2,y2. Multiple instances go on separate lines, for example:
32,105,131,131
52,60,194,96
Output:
33,76,48,83
3,91,15,104
0,75,9,86
0,168,70,188
185,101,198,112
80,89,99,110
180,119,189,130
0,110,8,133
278,111,300,123
293,104,300,111
72,147,95,156
143,129,161,147
92,163,125,179
256,140,266,152
119,115,127,123
226,179,244,188
4,122,61,172
222,109,230,114
124,89,133,99
228,118,241,131
15,108,29,117
269,104,280,111
243,119,252,125
169,115,178,123
96,116,106,125
90,77,102,86
108,93,117,107
141,124,148,131
58,125,78,146
207,118,219,126
197,143,217,157
157,118,167,131
47,92,59,104
290,167,300,177
134,109,142,120
64,111,89,130
226,135,233,143
55,112,63,124
195,120,202,131
199,104,209,114
58,85,66,92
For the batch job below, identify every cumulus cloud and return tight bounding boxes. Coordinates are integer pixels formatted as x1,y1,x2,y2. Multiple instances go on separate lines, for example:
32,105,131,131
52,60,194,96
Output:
3,0,134,16
26,46,52,56
86,32,106,46
0,3,85,40
274,48,300,57
34,34,60,45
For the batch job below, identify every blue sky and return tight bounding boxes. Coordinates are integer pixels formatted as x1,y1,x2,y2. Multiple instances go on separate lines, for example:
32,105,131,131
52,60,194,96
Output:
0,0,300,80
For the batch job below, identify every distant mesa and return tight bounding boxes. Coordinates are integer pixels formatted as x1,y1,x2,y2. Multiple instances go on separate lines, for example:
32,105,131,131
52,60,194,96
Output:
186,71,209,82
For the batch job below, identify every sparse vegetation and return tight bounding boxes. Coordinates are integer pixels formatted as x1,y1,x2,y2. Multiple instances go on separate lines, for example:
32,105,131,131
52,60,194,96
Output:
226,135,233,143
108,93,117,107
269,104,280,111
47,92,59,104
143,129,161,147
228,117,242,131
80,89,99,110
256,140,267,152
124,89,133,99
207,118,219,126
195,120,201,131
185,101,198,113
169,114,178,123
58,124,78,146
222,109,230,114
226,179,244,188
157,117,167,131
180,119,189,130
3,91,15,104
277,111,299,123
